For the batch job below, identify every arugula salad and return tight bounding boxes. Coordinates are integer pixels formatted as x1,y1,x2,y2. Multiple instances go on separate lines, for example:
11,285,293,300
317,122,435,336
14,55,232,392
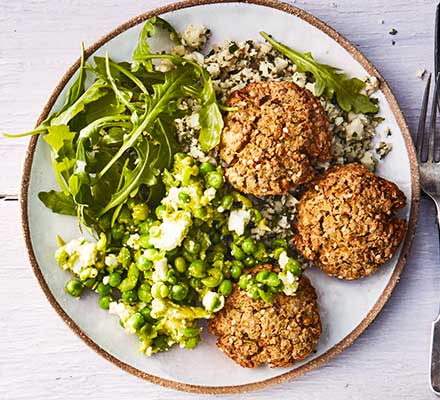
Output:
6,17,384,356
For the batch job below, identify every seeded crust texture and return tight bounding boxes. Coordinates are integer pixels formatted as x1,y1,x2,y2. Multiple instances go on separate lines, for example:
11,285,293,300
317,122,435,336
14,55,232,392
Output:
209,266,321,368
220,81,331,197
294,163,407,280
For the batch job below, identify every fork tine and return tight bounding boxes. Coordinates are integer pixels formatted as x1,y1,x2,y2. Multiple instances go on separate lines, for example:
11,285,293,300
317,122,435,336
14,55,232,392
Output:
417,73,432,161
428,73,440,162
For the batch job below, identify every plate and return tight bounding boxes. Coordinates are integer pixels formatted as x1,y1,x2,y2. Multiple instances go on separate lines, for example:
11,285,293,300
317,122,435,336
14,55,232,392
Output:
20,0,419,394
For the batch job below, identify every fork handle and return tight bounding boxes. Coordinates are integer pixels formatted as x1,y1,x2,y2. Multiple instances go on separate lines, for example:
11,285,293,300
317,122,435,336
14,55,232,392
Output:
431,195,440,395
432,316,440,395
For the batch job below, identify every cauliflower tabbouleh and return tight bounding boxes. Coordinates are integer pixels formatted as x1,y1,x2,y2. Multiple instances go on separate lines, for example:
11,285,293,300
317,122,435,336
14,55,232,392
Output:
172,25,389,241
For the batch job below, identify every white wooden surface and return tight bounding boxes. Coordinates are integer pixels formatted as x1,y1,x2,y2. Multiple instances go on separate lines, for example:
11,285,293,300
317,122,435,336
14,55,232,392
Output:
0,0,438,399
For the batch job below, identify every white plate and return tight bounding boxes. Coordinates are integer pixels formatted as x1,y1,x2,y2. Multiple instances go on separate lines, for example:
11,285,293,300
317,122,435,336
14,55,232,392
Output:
21,0,419,394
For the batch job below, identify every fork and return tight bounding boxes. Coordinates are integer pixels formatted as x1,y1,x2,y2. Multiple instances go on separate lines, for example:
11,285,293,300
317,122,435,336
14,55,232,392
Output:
423,3,440,396
418,72,440,395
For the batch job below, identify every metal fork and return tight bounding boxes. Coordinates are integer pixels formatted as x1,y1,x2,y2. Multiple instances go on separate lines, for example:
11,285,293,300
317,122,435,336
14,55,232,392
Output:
418,73,440,396
424,3,440,395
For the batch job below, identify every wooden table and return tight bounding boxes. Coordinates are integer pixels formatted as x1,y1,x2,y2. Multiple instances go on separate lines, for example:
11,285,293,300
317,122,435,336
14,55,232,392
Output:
0,1,437,399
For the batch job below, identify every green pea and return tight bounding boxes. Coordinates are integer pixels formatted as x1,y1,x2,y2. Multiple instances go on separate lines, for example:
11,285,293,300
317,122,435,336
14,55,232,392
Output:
171,284,188,301
286,259,302,276
174,256,187,273
193,207,208,220
220,194,234,210
65,280,83,297
205,171,223,189
190,278,203,290
167,270,178,285
178,192,191,203
174,152,186,162
272,247,285,260
155,205,166,219
184,239,201,255
132,203,150,221
118,247,131,268
238,274,251,290
126,198,136,210
136,254,153,271
138,218,155,234
256,270,270,283
241,238,257,255
182,249,195,263
122,290,138,304
271,238,287,249
189,260,208,278
137,282,152,303
128,313,145,331
139,234,153,249
231,244,246,260
185,336,200,349
247,284,260,300
97,282,111,296
118,264,139,292
199,162,215,175
140,306,155,323
243,256,256,267
151,282,169,299
213,243,227,255
218,280,233,296
83,277,96,289
111,225,124,240
258,289,275,303
98,295,112,310
266,272,281,287
254,242,269,262
201,268,223,288
269,285,282,294
143,248,159,261
211,232,221,244
230,260,244,279
108,272,122,287
117,207,132,224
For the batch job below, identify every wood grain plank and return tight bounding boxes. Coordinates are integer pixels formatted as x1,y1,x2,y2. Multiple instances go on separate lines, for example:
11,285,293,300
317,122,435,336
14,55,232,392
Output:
0,1,436,399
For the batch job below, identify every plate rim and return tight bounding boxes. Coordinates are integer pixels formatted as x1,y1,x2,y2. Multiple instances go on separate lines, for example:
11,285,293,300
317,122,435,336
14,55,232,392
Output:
19,0,420,394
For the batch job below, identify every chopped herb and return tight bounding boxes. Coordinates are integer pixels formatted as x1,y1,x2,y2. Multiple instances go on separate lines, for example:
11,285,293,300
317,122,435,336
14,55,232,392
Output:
229,43,238,53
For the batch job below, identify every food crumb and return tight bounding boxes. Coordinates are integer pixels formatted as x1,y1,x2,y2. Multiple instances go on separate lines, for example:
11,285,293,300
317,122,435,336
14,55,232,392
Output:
416,68,426,79
380,19,385,24
389,28,398,35
376,141,393,159
392,40,396,46
384,127,392,137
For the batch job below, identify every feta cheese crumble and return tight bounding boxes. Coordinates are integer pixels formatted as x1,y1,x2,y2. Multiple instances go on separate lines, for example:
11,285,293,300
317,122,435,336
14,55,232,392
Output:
228,209,251,236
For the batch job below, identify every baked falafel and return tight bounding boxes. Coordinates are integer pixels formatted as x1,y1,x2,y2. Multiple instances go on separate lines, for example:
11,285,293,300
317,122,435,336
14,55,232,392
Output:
220,81,331,197
209,265,321,368
294,163,407,280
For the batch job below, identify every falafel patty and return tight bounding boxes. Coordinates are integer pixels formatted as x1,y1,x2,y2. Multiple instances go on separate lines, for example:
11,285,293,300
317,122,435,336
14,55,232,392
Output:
209,266,321,368
294,163,407,280
220,81,331,197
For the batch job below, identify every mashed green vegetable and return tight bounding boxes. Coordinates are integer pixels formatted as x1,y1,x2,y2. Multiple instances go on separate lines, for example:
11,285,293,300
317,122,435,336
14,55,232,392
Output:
56,154,302,355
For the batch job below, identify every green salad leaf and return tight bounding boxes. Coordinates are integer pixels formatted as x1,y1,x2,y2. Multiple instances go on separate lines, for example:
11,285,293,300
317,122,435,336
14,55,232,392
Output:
38,190,76,216
3,17,224,230
260,32,379,114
